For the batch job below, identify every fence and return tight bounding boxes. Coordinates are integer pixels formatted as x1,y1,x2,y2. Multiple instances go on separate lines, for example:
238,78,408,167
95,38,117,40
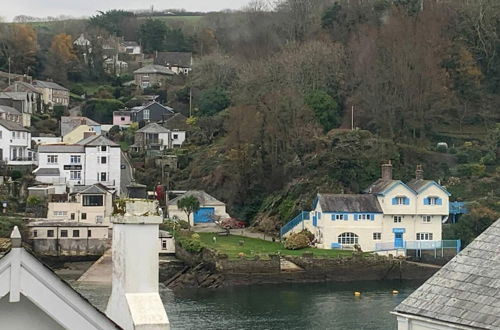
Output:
375,240,461,256
280,211,310,238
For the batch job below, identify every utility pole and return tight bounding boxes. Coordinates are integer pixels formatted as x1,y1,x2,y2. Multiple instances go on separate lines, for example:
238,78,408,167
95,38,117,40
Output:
189,88,192,117
351,105,354,130
8,57,11,86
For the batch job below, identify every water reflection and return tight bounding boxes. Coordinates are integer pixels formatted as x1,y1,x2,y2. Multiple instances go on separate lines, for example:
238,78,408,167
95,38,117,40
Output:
72,280,421,330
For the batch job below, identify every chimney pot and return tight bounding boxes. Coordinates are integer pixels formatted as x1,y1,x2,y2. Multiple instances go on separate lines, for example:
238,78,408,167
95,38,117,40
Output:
415,164,424,180
381,161,393,181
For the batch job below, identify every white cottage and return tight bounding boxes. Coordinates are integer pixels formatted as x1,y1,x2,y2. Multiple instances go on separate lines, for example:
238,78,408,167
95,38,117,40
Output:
0,227,118,329
282,163,451,253
167,190,230,226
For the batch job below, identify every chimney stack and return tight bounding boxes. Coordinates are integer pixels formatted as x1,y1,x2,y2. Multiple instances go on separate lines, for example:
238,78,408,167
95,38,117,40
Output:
106,199,170,330
415,164,424,180
381,161,393,181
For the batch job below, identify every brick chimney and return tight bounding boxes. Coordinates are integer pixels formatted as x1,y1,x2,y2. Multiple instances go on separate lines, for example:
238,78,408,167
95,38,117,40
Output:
381,161,393,181
415,164,424,180
106,199,169,329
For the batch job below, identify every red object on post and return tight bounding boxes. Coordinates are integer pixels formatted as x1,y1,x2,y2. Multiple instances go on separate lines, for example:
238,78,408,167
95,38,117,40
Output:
155,184,165,202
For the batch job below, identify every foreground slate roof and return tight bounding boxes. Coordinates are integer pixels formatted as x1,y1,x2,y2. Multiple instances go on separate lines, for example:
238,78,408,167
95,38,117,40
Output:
363,179,400,194
317,194,383,213
0,118,29,132
394,218,500,329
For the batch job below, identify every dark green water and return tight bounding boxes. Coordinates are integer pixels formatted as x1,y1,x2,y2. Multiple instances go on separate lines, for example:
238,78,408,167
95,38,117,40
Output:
74,280,421,330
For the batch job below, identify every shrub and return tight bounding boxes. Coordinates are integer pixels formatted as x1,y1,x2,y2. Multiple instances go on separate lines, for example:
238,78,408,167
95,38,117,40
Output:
456,163,486,177
284,233,310,250
177,234,203,253
191,233,200,240
299,229,315,243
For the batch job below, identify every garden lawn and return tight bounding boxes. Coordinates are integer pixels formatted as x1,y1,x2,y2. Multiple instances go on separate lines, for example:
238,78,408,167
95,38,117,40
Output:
198,233,354,259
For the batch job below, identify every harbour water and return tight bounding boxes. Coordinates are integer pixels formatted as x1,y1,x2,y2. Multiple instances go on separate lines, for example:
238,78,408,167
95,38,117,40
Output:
74,280,421,330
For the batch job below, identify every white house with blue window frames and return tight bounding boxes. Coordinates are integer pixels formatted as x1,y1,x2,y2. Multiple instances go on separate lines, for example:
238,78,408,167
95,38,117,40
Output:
281,163,452,254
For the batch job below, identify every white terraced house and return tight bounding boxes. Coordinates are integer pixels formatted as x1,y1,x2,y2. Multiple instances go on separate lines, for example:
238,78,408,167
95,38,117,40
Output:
0,119,36,166
34,135,121,194
281,163,454,255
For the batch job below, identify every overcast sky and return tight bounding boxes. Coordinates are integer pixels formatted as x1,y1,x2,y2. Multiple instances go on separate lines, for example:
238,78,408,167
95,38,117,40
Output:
2,0,251,21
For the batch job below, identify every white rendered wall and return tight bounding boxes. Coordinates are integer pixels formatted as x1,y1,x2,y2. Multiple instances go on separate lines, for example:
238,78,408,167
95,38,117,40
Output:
0,295,65,330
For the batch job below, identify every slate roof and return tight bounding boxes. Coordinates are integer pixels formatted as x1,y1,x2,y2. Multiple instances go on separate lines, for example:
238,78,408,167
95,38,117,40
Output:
61,116,100,136
72,183,111,195
33,168,60,176
122,41,139,47
163,113,189,130
78,134,119,147
38,144,85,153
0,91,30,101
0,105,21,115
113,110,131,116
168,190,226,206
4,81,41,94
0,118,29,131
395,218,500,329
317,194,383,213
131,101,174,113
34,80,69,91
154,52,192,68
138,122,170,134
134,65,175,75
363,179,400,194
27,221,109,227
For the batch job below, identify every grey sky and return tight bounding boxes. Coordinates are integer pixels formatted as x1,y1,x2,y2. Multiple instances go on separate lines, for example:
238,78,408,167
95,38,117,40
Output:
2,0,251,21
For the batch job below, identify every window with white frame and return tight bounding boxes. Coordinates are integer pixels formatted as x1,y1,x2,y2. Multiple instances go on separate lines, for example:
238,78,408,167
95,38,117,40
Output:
53,211,67,216
358,214,370,220
143,109,150,120
338,232,359,245
70,171,81,180
416,232,433,241
422,215,431,223
394,216,402,223
101,146,107,152
426,197,439,205
47,155,58,164
395,196,407,205
70,155,81,164
373,232,382,240
334,214,344,220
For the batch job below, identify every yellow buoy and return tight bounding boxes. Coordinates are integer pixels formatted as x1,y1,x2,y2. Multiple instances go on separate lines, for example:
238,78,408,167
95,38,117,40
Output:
354,291,361,297
392,290,399,295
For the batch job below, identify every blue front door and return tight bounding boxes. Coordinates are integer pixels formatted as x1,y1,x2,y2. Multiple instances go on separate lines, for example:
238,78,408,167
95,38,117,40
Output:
194,207,215,223
394,233,404,248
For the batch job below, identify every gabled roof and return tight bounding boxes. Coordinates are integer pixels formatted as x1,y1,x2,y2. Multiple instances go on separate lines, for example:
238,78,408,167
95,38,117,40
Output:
0,91,31,101
0,105,21,115
363,179,416,196
133,65,175,75
168,190,226,206
163,113,189,131
72,183,111,195
113,110,131,116
34,80,69,91
121,41,139,47
131,101,174,114
0,119,29,132
138,123,170,134
61,116,100,136
4,81,41,94
154,52,192,68
407,179,451,196
394,218,500,329
317,194,383,213
0,229,118,329
78,134,119,147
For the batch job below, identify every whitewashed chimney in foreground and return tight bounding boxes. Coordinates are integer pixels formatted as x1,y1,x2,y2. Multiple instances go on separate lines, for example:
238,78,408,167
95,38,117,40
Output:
105,199,170,330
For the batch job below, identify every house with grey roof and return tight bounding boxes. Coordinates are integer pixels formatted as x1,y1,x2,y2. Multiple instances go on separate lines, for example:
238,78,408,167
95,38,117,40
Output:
0,105,22,124
131,119,186,152
167,190,230,226
133,65,174,89
0,91,38,126
34,135,122,194
34,80,70,109
0,119,35,166
281,162,453,254
60,116,101,136
130,101,174,123
154,51,193,75
393,218,500,329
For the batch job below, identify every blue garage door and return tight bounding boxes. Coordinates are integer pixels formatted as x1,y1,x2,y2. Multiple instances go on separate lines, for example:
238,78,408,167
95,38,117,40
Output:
194,207,215,223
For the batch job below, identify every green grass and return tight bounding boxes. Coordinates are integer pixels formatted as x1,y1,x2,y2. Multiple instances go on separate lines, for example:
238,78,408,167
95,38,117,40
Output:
198,233,354,259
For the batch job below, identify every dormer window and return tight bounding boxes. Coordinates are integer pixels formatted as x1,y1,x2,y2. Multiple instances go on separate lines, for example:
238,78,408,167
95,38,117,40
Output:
392,196,409,205
424,197,442,206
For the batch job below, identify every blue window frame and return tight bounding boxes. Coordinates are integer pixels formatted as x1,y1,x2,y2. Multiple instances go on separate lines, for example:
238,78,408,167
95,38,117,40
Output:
392,196,409,205
424,197,442,205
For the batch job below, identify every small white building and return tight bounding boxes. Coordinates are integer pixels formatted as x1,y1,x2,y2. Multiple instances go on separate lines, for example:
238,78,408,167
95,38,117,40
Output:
47,184,115,225
159,230,175,254
119,41,142,56
282,163,451,253
27,221,110,257
0,227,118,329
131,122,186,152
34,135,122,194
393,218,500,329
0,119,35,166
167,190,230,226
